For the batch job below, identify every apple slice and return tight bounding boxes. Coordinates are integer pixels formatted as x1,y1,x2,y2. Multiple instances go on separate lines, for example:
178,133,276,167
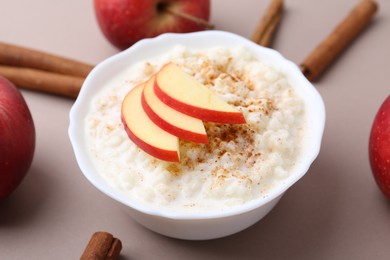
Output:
154,63,246,124
121,82,180,162
142,76,208,144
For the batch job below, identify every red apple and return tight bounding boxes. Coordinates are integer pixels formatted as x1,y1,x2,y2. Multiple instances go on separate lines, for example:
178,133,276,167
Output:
142,76,208,143
154,63,246,124
93,0,211,49
369,95,390,199
121,82,180,162
0,76,35,201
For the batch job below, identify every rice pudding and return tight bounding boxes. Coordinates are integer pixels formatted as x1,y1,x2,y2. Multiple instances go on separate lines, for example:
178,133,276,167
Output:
85,45,306,213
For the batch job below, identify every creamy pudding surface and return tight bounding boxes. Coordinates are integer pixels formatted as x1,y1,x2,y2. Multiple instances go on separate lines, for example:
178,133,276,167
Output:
85,45,306,213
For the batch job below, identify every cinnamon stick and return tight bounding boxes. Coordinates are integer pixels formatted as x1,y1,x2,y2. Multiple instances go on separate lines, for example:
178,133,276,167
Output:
251,0,284,47
0,65,84,98
80,232,122,260
0,42,94,78
300,0,378,82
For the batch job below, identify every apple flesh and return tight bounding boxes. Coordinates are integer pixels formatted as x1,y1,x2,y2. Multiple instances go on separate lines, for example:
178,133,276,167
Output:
93,0,211,49
154,63,246,124
0,76,35,201
369,95,390,199
122,82,180,162
142,76,208,143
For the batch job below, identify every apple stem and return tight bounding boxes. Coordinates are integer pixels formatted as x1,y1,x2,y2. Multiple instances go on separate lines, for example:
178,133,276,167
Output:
165,7,215,30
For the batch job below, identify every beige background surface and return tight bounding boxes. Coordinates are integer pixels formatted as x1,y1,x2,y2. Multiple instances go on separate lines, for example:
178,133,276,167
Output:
1,0,389,259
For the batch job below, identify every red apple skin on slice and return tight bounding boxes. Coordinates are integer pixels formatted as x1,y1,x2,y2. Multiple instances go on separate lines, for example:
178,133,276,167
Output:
121,83,180,162
154,63,246,124
142,76,208,144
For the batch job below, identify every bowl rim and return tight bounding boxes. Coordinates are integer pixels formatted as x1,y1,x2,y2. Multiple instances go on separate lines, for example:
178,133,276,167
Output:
69,30,326,220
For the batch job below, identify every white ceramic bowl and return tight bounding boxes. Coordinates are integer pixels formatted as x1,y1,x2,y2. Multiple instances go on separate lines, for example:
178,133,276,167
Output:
69,30,325,240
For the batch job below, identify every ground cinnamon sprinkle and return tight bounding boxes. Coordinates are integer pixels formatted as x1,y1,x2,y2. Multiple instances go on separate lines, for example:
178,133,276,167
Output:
165,58,278,178
167,121,264,177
